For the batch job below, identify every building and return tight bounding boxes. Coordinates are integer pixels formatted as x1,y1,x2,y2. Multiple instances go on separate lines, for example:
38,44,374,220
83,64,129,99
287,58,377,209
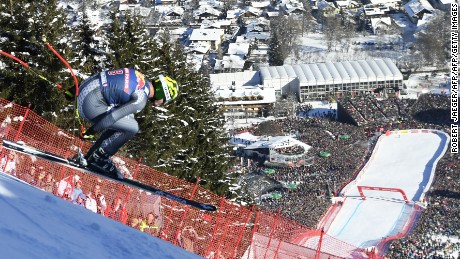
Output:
242,136,312,165
258,58,403,100
188,29,225,50
210,71,276,121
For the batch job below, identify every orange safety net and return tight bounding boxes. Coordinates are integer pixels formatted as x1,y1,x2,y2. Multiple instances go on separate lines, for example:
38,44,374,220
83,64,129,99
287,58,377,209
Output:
0,98,365,259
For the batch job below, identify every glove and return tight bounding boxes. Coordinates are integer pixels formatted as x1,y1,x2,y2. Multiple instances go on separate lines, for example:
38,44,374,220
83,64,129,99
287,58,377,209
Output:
79,128,95,140
64,86,76,101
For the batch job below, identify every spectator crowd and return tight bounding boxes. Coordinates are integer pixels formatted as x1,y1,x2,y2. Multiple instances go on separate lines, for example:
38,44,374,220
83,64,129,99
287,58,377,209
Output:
237,93,459,258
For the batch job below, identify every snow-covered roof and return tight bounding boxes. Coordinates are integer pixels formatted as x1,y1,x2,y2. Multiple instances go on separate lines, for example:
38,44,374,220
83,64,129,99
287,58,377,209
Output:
364,4,390,16
251,1,271,8
370,17,392,31
193,5,222,17
369,0,400,5
200,19,232,28
260,59,402,86
189,29,224,41
210,71,276,104
229,132,262,146
245,31,270,41
215,55,246,70
227,42,250,55
185,42,210,54
245,136,311,151
226,9,242,19
404,0,434,17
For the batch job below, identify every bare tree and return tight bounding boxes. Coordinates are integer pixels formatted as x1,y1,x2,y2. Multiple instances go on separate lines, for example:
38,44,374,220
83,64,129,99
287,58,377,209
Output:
415,10,450,68
269,15,303,64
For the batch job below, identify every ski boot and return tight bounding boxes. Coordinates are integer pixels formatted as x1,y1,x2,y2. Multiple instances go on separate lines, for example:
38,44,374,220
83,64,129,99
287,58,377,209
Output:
86,147,124,180
69,148,88,167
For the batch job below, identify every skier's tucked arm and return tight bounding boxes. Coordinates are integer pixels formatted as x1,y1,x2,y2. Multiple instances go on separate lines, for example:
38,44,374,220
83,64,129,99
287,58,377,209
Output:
86,90,148,134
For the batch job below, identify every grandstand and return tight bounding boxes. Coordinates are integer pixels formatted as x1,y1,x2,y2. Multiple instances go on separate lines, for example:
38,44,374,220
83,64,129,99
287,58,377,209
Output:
259,58,403,100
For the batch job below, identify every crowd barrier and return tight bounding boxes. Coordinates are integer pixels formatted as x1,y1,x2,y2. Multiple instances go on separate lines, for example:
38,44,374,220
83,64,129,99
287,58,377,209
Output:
0,98,364,258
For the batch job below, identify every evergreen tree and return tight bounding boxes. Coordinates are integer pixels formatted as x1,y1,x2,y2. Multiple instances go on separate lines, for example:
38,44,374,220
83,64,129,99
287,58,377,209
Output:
127,31,232,195
105,11,151,69
0,0,73,119
73,8,103,76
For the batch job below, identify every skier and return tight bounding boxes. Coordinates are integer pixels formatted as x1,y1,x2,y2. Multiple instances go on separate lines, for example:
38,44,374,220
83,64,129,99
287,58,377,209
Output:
74,68,178,179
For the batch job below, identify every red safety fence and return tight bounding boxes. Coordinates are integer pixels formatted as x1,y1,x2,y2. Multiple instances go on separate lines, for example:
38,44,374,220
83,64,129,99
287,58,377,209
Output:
0,98,365,258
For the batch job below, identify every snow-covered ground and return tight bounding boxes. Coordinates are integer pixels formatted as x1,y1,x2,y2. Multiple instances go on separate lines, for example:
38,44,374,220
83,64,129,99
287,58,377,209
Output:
324,130,450,249
0,173,201,259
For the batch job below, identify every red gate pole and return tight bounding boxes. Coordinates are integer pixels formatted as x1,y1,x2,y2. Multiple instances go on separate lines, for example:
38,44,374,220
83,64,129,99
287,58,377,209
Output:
204,196,226,257
263,208,281,259
247,209,260,259
173,178,200,245
58,150,70,180
231,205,255,258
315,228,325,259
13,103,31,141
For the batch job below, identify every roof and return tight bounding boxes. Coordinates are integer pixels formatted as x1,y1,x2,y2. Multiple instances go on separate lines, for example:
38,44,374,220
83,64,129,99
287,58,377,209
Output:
193,5,221,17
244,136,311,151
189,29,224,41
227,42,250,55
259,59,403,86
210,71,277,105
404,0,434,17
251,1,271,8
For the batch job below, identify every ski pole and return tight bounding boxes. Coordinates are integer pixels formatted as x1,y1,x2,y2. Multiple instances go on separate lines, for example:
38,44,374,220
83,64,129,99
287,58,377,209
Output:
41,36,79,96
0,50,73,98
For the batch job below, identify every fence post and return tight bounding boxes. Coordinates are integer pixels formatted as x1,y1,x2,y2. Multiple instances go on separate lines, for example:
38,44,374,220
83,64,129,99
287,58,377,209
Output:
13,103,31,141
247,210,260,259
173,178,200,245
204,196,226,257
263,208,281,259
274,239,283,259
315,228,324,259
213,216,231,259
231,205,254,258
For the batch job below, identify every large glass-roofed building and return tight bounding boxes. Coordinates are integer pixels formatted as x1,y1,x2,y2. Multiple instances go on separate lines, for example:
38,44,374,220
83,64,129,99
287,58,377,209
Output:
259,58,403,101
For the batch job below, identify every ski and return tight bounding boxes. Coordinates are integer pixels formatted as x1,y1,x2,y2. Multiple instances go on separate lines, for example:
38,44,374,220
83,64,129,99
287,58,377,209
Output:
2,139,217,211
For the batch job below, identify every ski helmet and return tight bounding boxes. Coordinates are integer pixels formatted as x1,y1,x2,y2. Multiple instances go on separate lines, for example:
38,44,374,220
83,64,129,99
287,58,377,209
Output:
153,75,179,105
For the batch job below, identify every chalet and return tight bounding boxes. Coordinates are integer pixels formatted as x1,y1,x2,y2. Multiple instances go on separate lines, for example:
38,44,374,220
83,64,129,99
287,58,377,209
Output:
193,5,222,22
403,0,434,23
226,9,242,24
227,42,250,57
246,18,270,33
370,17,393,34
241,7,263,23
161,6,184,20
369,0,402,9
214,55,246,72
189,28,225,50
280,2,306,15
316,0,339,17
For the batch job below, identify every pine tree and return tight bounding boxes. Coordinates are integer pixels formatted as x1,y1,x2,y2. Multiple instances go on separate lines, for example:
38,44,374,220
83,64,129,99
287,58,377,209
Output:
0,0,73,118
73,8,103,76
126,31,232,195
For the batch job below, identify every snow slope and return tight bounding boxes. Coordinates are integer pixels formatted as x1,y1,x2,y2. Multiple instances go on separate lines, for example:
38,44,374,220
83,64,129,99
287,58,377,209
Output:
0,173,202,259
326,130,449,248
